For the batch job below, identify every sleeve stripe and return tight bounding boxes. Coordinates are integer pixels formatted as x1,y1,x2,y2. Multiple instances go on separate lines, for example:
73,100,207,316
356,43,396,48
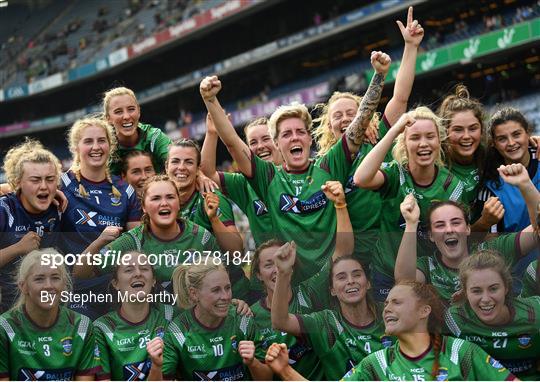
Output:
374,349,388,377
61,172,71,187
126,184,135,199
444,310,461,337
526,262,537,281
296,290,308,308
0,317,15,342
150,129,160,152
77,315,90,340
239,315,250,336
169,321,186,347
450,338,464,365
164,304,174,321
94,321,114,342
0,198,14,227
398,164,406,186
449,181,464,202
329,311,344,335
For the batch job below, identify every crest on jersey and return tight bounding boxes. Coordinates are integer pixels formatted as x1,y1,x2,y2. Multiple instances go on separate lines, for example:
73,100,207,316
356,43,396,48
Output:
94,344,101,359
435,367,448,381
518,333,532,349
486,356,505,371
61,337,73,356
230,335,238,351
47,217,57,231
380,335,393,348
110,194,122,206
155,326,165,338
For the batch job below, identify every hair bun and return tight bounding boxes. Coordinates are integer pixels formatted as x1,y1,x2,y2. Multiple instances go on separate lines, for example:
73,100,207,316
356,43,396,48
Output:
455,84,470,99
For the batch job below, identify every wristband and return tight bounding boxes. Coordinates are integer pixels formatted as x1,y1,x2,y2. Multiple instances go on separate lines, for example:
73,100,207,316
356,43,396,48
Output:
334,202,347,209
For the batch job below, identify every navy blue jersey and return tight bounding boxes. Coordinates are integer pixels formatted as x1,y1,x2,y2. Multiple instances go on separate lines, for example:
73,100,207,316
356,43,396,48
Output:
0,192,61,310
59,171,141,255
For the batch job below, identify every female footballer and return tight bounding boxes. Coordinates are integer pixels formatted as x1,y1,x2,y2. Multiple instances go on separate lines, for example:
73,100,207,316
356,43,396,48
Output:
0,249,99,380
102,87,172,175
395,191,537,303
0,139,62,311
313,6,424,270
93,251,175,381
445,250,540,380
152,263,269,380
199,50,390,282
271,240,391,380
250,180,353,379
354,108,467,300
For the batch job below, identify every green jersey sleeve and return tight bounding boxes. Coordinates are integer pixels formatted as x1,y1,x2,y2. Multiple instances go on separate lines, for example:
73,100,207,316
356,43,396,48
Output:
246,154,275,204
220,172,250,212
521,260,538,297
0,320,8,378
477,232,521,265
316,137,354,184
297,310,332,354
461,341,515,381
94,324,111,379
162,322,182,379
341,355,378,381
77,323,99,377
378,160,401,197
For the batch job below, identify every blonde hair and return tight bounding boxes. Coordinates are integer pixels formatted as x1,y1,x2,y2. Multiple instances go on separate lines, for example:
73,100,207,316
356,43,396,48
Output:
392,106,446,167
268,102,312,140
313,91,380,156
12,248,72,311
457,249,513,304
243,117,269,141
3,138,61,192
172,263,227,309
102,86,139,120
67,117,120,199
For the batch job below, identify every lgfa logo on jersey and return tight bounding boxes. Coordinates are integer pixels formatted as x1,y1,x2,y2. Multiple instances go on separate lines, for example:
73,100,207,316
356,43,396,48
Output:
517,333,532,349
435,367,449,381
61,337,73,356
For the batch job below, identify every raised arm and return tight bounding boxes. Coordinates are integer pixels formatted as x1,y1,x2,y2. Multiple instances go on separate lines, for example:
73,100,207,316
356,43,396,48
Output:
321,181,353,260
499,163,540,228
203,192,244,253
395,194,425,283
265,343,307,381
200,76,253,177
200,113,223,186
498,163,540,252
345,51,391,155
72,226,122,279
271,242,301,336
354,113,415,189
385,6,424,125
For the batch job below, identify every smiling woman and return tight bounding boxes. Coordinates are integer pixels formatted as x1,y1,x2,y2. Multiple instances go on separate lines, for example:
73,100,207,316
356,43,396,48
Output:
445,250,540,380
102,87,172,175
342,281,517,381
0,139,62,311
0,249,99,381
147,262,271,381
480,108,540,233
93,251,175,381
60,117,142,319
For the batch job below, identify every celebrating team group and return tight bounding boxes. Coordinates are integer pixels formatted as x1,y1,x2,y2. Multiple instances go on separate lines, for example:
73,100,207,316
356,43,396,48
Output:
0,6,538,381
